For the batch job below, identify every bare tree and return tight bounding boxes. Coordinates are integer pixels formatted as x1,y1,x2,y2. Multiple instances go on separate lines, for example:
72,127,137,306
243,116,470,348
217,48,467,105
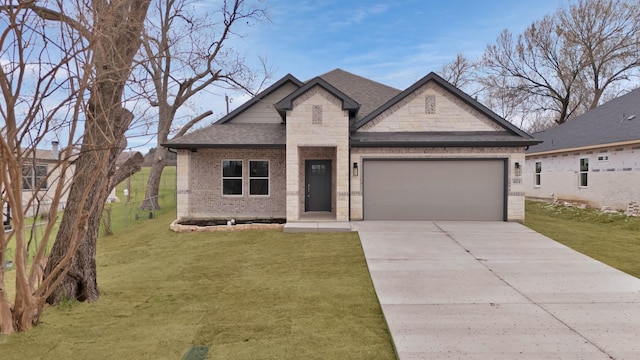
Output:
482,18,585,125
560,0,640,110
0,1,91,333
476,74,536,129
135,0,268,210
439,53,478,92
39,0,151,306
480,0,640,126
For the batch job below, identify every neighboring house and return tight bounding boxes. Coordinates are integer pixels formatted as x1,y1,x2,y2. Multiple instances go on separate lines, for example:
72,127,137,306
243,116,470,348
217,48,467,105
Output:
3,142,121,224
164,69,539,223
19,142,74,217
524,88,640,210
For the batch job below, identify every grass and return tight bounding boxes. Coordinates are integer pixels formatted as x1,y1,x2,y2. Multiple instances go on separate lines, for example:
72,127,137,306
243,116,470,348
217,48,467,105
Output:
525,200,640,278
102,166,177,235
3,166,177,298
0,210,396,360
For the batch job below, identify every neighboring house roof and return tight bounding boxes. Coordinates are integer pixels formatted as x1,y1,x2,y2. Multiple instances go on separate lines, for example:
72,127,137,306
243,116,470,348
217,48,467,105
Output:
527,88,640,154
216,74,304,124
164,123,285,149
21,147,72,162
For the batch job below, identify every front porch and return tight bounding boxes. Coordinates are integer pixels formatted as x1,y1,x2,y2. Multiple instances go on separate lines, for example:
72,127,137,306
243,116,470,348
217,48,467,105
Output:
283,220,352,233
286,145,349,222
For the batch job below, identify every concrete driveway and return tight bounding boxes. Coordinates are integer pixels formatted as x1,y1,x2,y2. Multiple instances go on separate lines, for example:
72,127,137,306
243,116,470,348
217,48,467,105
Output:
354,221,640,360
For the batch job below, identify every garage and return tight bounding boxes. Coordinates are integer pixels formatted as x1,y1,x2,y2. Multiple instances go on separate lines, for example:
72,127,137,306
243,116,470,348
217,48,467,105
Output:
363,159,506,221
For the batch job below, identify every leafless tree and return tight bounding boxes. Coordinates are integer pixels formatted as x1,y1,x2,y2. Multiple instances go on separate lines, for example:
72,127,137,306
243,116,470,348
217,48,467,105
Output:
135,0,269,210
0,0,91,333
439,53,478,92
39,0,151,307
559,0,640,110
483,18,585,125
480,0,640,126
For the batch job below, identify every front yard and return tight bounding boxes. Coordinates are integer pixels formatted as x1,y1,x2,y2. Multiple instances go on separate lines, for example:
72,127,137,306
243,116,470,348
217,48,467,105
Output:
525,200,640,278
0,210,395,359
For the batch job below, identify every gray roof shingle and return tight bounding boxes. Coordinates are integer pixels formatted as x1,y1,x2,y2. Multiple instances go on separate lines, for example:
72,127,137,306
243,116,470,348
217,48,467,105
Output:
527,88,640,154
316,69,401,124
164,123,285,148
351,131,540,147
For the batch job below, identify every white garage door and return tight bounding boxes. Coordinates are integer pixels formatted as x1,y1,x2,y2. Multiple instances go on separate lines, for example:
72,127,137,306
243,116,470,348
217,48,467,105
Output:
363,159,506,221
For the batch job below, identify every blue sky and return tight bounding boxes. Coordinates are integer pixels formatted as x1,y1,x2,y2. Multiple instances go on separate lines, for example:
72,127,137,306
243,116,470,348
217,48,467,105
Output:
128,0,570,152
239,0,569,89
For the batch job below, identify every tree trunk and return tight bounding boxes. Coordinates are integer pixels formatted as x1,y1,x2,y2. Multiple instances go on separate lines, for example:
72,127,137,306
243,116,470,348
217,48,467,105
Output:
139,146,167,210
41,0,151,305
43,141,113,304
0,271,15,334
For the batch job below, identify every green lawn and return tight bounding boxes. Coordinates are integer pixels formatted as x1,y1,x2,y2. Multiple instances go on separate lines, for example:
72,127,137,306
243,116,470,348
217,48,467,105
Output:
103,166,177,235
0,210,396,360
525,200,640,278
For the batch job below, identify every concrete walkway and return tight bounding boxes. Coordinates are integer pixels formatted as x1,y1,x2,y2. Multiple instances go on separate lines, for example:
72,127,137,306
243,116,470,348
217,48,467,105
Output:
354,221,640,360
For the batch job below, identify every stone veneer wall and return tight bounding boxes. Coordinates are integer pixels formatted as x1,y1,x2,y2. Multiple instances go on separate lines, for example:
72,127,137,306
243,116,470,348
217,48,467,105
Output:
350,146,526,222
177,148,286,221
360,82,503,132
285,86,350,221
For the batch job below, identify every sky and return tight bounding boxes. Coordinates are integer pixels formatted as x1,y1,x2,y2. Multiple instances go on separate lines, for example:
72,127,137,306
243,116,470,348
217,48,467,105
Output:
129,0,571,152
241,0,567,89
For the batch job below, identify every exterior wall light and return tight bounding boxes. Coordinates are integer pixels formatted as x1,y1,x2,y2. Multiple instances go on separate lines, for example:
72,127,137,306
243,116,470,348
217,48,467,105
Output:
514,162,522,176
353,162,359,176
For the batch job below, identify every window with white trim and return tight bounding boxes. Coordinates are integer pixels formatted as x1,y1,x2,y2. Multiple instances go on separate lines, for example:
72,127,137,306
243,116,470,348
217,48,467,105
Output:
535,161,542,186
249,160,269,196
222,160,243,195
579,158,589,187
22,164,48,190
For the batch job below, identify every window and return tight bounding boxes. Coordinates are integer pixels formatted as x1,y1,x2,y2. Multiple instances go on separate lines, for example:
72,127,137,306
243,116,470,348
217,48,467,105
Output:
22,164,48,190
597,155,609,162
579,158,589,187
249,160,269,196
535,162,542,186
222,160,243,195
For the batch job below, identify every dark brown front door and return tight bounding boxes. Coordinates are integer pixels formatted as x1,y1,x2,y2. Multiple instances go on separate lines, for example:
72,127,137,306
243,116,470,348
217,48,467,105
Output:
305,160,331,212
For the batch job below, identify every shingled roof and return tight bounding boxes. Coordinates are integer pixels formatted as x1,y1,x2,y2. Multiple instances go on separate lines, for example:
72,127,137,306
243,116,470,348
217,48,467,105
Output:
316,69,401,124
165,69,538,148
527,88,640,154
165,123,285,149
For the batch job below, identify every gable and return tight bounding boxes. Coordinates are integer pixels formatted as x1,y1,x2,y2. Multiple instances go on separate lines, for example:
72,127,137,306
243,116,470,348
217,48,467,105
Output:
286,85,350,129
358,81,503,133
225,81,300,124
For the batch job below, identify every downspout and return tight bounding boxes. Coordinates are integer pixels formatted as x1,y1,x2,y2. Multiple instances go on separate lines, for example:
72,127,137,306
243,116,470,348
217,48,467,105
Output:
167,147,179,220
348,139,352,221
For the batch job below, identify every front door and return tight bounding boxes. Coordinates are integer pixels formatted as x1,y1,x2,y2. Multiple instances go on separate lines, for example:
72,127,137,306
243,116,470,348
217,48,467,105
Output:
305,160,331,212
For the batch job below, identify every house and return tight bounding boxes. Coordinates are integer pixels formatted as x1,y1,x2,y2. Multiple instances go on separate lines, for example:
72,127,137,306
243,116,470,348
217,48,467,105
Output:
164,69,539,224
3,142,121,225
524,88,640,210
18,142,74,218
